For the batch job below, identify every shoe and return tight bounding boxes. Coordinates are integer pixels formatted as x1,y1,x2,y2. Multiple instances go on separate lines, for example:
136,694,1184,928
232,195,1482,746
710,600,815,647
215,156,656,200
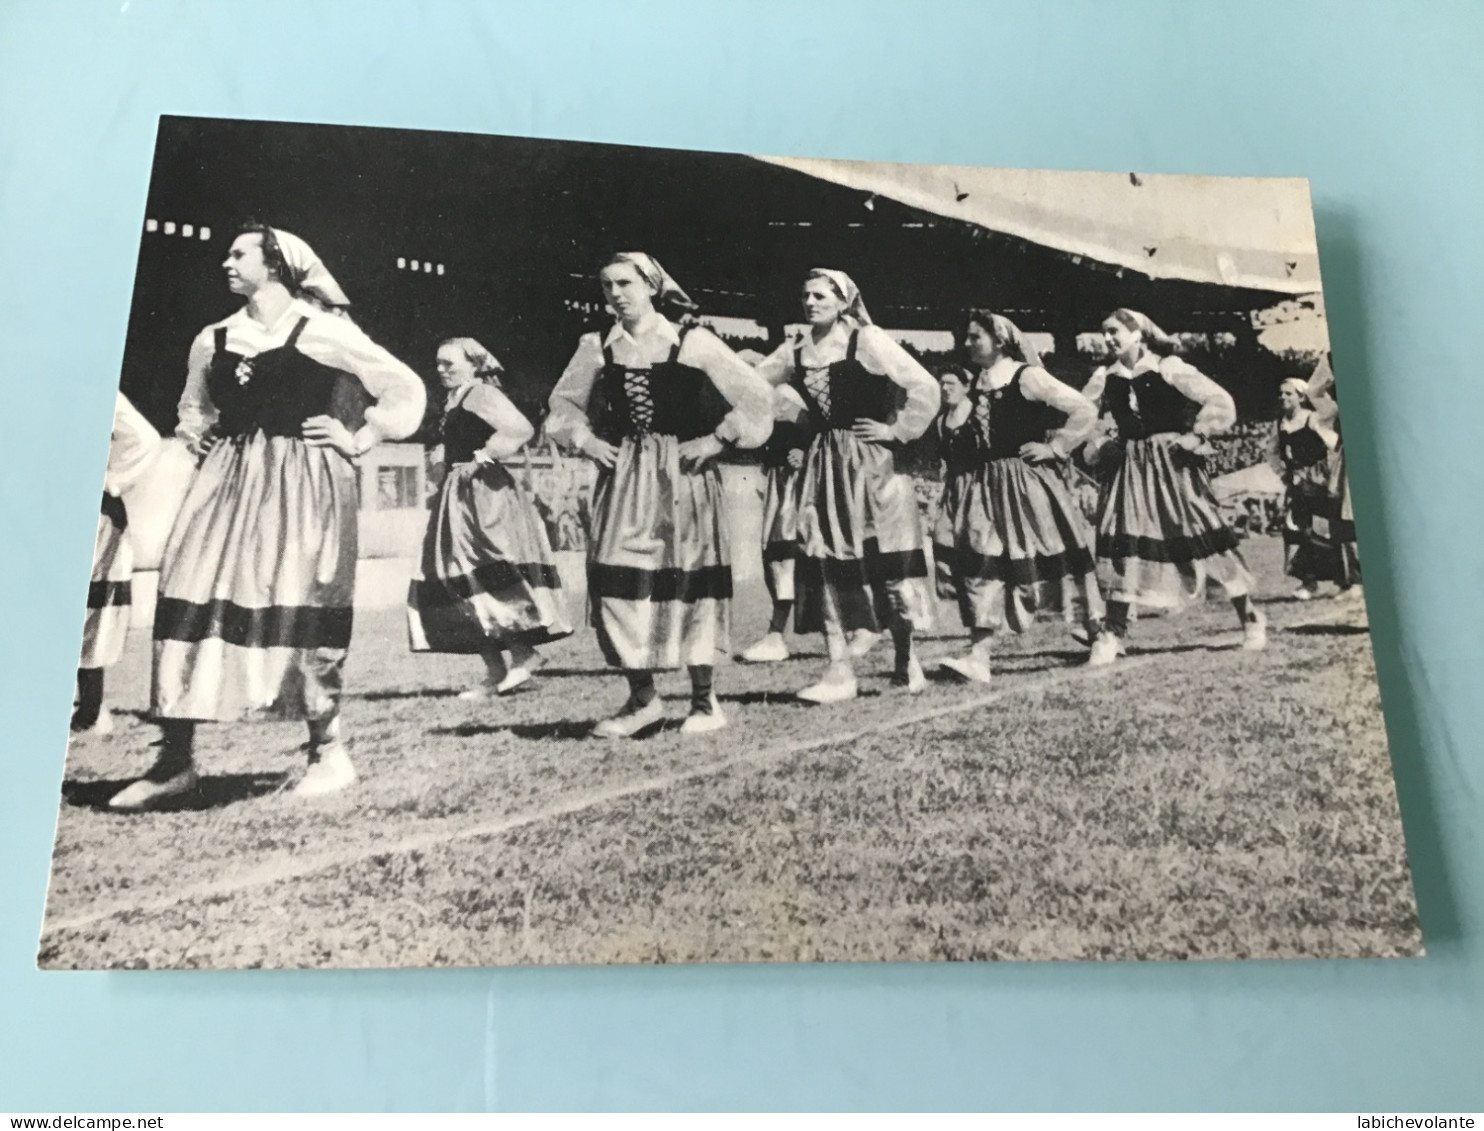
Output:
1241,609,1268,651
847,629,880,659
892,657,928,694
457,680,498,701
592,696,664,739
939,655,993,684
71,705,114,737
1088,633,1123,667
108,764,199,812
679,694,728,734
495,666,532,694
738,633,790,664
1294,585,1315,602
797,674,859,704
292,741,357,796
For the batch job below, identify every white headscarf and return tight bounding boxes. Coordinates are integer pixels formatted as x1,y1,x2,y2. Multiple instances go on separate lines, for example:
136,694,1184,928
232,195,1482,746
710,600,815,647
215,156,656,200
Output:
967,310,1042,368
271,227,350,309
807,268,872,326
609,252,697,313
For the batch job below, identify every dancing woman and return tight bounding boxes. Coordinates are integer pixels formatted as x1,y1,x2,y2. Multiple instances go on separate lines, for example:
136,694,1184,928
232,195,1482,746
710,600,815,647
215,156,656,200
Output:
1304,352,1362,591
932,313,1103,683
1084,308,1262,665
1274,375,1341,599
753,269,940,702
546,252,772,737
108,224,426,810
407,337,572,695
73,392,161,735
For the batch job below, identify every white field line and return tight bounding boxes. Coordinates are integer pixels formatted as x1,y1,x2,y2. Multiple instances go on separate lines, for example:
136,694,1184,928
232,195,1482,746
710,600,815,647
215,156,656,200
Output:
43,603,1364,936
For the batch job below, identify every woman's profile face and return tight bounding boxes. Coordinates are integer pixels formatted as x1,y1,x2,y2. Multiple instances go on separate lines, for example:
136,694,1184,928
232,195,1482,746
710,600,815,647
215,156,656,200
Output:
600,261,656,322
963,319,999,367
222,233,274,296
1102,316,1141,359
939,371,969,407
801,277,847,326
435,344,477,390
1279,386,1303,413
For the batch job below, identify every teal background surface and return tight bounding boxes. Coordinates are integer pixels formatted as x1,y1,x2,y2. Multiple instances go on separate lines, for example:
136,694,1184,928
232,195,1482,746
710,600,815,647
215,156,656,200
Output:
2,0,1481,1111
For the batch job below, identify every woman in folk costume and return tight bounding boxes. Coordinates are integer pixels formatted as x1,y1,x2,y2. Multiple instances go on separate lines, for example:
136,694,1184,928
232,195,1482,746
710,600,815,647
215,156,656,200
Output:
108,224,426,811
931,313,1104,684
736,382,813,664
547,252,772,737
1274,375,1341,599
752,269,941,703
72,392,162,736
407,338,572,695
1082,308,1262,665
1304,352,1362,592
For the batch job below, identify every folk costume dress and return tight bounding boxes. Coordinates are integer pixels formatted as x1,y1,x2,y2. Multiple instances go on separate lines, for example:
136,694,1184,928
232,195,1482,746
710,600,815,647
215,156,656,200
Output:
547,312,772,671
1089,353,1252,607
154,298,425,721
407,381,572,652
80,393,161,670
754,322,940,635
932,364,1103,634
1277,408,1343,587
1305,356,1362,588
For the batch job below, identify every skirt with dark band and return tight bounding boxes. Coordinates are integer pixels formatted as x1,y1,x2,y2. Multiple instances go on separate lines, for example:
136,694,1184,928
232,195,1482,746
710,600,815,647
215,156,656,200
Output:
934,457,1104,633
407,462,573,653
794,429,933,635
1095,434,1252,608
151,433,358,722
79,493,133,670
588,434,731,670
760,463,802,605
1283,459,1354,587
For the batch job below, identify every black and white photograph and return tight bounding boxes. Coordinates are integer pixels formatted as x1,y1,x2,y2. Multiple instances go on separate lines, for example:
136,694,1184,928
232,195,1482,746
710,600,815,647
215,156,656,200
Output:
38,115,1420,969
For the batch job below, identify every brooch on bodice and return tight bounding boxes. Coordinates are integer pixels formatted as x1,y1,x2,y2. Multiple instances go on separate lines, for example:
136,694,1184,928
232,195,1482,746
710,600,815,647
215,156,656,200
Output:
235,358,255,386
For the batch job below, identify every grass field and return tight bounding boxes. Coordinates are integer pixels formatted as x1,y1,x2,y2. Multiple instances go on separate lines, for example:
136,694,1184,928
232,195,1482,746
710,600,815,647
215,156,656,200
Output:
38,535,1421,968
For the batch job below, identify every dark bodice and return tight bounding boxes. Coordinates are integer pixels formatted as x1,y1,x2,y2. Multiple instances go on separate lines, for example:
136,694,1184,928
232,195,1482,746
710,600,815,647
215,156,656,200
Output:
591,328,729,442
789,330,905,430
208,317,367,438
442,391,496,464
1279,419,1330,474
1103,368,1197,440
978,367,1063,460
937,366,1063,473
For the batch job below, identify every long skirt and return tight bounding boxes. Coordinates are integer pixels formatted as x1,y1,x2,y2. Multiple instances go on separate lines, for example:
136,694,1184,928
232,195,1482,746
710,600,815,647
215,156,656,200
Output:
794,428,933,635
588,433,730,671
407,461,572,653
79,494,133,670
760,463,802,605
1095,434,1251,608
1283,458,1350,587
151,434,358,722
934,457,1104,634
